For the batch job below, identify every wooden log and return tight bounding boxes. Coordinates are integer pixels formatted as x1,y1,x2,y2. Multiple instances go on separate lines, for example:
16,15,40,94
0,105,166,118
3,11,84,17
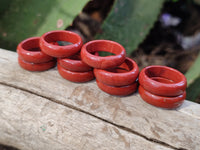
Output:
0,84,172,150
0,49,200,150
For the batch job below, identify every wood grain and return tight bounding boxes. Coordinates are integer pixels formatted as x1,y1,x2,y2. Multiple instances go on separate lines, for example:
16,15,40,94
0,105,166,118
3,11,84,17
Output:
0,84,172,150
0,49,200,150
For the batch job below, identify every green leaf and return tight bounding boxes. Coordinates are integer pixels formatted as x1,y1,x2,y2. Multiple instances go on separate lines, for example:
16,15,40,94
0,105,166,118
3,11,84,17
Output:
194,0,200,5
95,0,164,55
185,52,200,86
185,52,200,101
186,77,200,101
0,0,12,17
0,0,88,50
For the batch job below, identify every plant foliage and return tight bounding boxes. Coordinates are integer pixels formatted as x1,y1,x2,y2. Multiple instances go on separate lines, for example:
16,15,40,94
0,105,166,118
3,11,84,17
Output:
185,52,200,101
0,0,88,50
95,0,164,55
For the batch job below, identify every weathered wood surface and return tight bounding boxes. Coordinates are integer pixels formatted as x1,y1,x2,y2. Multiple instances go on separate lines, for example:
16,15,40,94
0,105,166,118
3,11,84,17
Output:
0,84,172,150
0,49,200,150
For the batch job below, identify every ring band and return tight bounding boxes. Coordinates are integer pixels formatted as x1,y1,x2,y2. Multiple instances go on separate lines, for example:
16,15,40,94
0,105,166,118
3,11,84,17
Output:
18,57,56,71
81,40,126,69
96,80,138,96
94,57,139,86
139,86,185,109
40,30,83,58
57,53,92,72
57,64,94,83
17,37,54,63
139,65,187,96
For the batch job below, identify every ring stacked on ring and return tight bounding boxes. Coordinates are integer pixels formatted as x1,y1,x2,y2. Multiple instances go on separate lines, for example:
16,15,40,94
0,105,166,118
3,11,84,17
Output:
39,30,95,82
57,53,95,83
138,65,187,109
17,30,187,108
17,37,56,71
93,56,139,96
80,40,138,96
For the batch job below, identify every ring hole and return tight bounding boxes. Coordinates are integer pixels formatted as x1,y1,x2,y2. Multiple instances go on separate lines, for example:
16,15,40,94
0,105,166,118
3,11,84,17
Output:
145,66,182,83
22,38,41,52
151,77,174,84
106,67,129,73
57,41,73,46
106,62,130,73
105,58,133,73
69,54,81,60
29,47,41,52
44,31,80,45
85,40,123,55
98,51,115,56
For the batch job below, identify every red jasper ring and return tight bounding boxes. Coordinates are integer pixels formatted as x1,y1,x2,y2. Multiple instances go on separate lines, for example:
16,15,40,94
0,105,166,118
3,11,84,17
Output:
94,57,139,86
57,54,92,72
18,57,56,71
138,86,185,109
17,37,54,63
40,30,83,58
81,40,126,69
96,80,138,96
139,65,187,97
57,64,94,83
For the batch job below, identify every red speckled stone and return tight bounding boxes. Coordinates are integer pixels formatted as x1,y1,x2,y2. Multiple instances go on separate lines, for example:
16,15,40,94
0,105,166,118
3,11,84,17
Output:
139,65,187,97
81,40,126,69
139,86,185,109
94,57,139,86
96,79,138,96
57,63,94,83
18,57,56,71
40,30,83,58
17,37,54,63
